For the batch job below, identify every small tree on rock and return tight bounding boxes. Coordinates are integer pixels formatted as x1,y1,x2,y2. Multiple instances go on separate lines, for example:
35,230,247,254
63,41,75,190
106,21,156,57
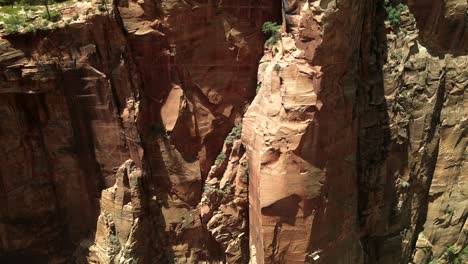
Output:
262,21,281,46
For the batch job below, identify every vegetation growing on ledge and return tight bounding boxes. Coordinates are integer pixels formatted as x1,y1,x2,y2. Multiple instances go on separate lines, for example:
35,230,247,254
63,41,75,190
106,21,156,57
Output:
224,123,242,145
98,0,110,13
203,182,233,196
382,0,408,27
0,1,67,33
108,234,121,255
41,9,61,22
97,3,106,12
203,185,225,195
212,123,242,168
436,245,468,264
456,246,468,264
0,0,109,34
215,152,226,167
262,21,281,46
2,13,25,33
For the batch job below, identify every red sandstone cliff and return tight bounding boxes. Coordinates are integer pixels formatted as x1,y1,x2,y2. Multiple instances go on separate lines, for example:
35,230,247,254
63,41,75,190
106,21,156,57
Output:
244,0,467,263
0,0,276,262
0,0,466,264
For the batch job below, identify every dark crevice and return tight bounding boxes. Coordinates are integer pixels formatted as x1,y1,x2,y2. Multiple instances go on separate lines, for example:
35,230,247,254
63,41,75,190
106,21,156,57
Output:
112,0,128,35
357,0,392,262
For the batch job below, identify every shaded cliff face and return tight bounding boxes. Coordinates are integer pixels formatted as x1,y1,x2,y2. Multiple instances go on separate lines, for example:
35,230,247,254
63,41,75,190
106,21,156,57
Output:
243,0,467,263
0,0,466,263
0,14,134,262
358,1,468,263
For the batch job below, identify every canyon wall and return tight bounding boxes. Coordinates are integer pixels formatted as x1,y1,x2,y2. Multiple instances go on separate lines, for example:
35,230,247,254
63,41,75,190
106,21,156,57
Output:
0,0,276,263
359,1,467,263
244,0,467,263
0,0,466,264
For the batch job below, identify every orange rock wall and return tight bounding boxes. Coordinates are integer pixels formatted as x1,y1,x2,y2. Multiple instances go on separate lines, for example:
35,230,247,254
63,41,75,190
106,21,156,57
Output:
0,1,277,262
0,0,466,263
244,0,370,263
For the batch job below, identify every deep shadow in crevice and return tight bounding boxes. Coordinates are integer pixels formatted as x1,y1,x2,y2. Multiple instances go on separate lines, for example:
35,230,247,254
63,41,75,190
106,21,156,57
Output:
356,1,397,263
261,194,302,226
401,0,468,56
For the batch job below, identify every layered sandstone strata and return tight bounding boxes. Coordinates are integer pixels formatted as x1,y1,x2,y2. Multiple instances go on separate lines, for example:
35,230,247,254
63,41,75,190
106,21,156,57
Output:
0,0,275,262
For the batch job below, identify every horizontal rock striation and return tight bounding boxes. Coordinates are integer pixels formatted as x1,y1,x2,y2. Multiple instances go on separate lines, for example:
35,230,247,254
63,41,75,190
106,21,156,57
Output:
0,0,276,262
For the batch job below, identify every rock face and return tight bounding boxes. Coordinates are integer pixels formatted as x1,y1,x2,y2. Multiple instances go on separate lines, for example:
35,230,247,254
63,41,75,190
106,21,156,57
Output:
83,160,156,264
0,13,134,262
358,2,468,263
0,0,466,264
405,0,467,54
0,0,276,263
199,136,250,264
243,0,467,263
243,1,368,263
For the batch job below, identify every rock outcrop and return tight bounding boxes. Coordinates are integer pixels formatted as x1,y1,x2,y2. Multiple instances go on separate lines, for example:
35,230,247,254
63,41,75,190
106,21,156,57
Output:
243,1,368,263
199,135,250,264
0,12,134,262
81,160,158,264
406,0,467,54
244,0,467,263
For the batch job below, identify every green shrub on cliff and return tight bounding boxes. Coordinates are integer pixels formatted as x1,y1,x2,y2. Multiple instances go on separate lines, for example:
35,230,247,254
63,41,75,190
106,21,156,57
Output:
98,3,106,12
3,13,25,33
0,5,22,15
108,234,121,254
25,24,36,33
383,0,407,27
41,9,61,22
443,245,468,264
215,152,226,167
455,246,468,264
262,21,281,46
224,124,242,145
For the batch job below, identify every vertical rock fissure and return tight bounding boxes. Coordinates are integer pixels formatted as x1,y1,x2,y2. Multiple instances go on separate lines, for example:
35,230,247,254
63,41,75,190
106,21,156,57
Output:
409,69,447,257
